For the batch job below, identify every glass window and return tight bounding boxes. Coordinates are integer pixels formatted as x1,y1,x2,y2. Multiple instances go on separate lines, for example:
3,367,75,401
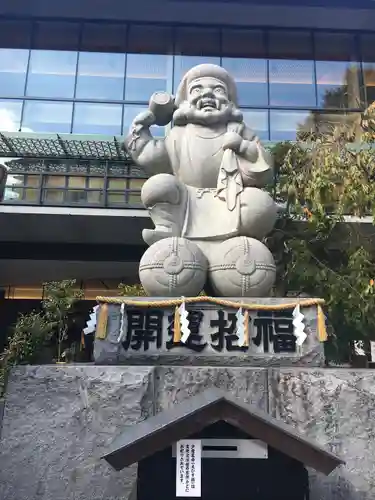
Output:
81,23,127,53
125,53,172,102
268,30,313,60
65,176,101,205
241,109,269,141
108,178,127,190
270,110,312,141
222,29,266,58
0,49,29,97
10,174,40,203
68,177,86,188
174,27,221,90
72,103,122,135
43,175,66,204
361,35,375,108
315,33,362,109
0,19,32,49
88,177,105,189
361,34,375,63
27,50,77,98
315,32,358,62
24,175,40,187
123,105,165,137
107,192,127,206
269,60,316,107
128,178,145,205
363,64,375,107
22,101,73,133
222,59,267,106
23,175,41,203
175,27,220,57
0,100,23,131
316,61,362,109
127,25,173,55
76,52,125,100
45,176,66,187
33,21,80,51
173,55,221,93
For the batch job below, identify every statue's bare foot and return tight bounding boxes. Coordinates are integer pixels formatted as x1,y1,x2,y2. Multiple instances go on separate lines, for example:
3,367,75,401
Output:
142,228,174,246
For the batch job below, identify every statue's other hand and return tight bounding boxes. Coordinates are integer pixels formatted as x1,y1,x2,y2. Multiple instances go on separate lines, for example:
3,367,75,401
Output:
132,110,156,129
222,131,242,152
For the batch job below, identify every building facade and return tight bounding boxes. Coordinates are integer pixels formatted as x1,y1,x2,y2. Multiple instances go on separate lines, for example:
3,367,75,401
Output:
0,0,374,302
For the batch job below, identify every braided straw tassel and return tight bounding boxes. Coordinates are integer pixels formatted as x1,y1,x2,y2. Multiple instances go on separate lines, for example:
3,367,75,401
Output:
173,305,181,343
95,303,108,340
243,310,250,347
317,304,328,342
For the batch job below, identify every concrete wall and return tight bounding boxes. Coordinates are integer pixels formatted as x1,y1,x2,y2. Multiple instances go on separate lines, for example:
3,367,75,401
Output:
0,365,374,500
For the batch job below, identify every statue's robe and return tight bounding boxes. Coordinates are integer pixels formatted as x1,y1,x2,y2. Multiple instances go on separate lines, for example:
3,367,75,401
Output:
163,123,271,240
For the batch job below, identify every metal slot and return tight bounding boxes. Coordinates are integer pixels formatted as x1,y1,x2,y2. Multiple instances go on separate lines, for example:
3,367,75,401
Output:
172,439,268,459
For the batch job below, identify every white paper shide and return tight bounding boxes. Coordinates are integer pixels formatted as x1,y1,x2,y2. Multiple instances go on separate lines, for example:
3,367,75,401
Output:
176,440,202,497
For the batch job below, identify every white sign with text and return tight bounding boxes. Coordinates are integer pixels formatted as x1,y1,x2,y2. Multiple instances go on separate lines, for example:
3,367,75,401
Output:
176,440,202,497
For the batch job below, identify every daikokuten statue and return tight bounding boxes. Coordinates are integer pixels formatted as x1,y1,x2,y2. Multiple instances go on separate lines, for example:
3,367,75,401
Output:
125,64,278,298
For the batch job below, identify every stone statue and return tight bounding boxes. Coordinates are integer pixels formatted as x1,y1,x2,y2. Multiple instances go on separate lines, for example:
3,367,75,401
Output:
125,64,277,297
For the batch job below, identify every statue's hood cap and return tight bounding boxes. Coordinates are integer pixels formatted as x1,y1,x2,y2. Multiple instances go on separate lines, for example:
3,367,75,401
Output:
175,64,238,107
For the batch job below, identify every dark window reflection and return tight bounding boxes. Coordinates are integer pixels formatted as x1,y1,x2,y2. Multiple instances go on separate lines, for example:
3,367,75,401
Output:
33,21,80,51
241,109,269,141
270,110,312,141
0,99,23,131
269,60,316,107
268,30,313,60
222,58,267,106
26,50,77,99
127,25,173,55
315,33,362,109
222,29,266,58
315,32,358,62
72,103,122,135
174,27,221,90
125,53,172,102
175,27,220,57
76,52,125,100
363,64,375,107
22,101,73,133
361,35,375,108
0,19,32,49
81,23,127,53
361,34,375,64
0,49,29,97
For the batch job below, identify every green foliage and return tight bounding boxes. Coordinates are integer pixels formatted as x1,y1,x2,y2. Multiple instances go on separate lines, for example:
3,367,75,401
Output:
42,280,84,362
269,106,375,363
118,283,146,296
0,312,53,397
0,280,84,397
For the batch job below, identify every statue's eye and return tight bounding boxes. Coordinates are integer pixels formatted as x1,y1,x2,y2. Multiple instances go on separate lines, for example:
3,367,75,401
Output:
214,87,225,95
191,87,201,95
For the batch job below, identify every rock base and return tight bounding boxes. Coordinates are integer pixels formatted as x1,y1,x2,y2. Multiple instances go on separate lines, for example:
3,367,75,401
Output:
0,366,374,499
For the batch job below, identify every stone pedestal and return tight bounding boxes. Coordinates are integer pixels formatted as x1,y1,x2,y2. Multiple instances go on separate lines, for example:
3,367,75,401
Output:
94,297,325,366
1,366,375,500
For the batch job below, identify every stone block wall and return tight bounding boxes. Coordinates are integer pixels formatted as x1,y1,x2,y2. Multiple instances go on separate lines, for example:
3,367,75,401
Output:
0,365,374,500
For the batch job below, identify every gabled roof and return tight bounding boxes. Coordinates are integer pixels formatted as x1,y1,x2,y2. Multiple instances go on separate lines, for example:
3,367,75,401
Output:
102,388,344,475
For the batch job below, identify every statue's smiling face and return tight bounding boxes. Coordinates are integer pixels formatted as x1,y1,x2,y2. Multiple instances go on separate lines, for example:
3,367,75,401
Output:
173,73,242,126
187,77,229,113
